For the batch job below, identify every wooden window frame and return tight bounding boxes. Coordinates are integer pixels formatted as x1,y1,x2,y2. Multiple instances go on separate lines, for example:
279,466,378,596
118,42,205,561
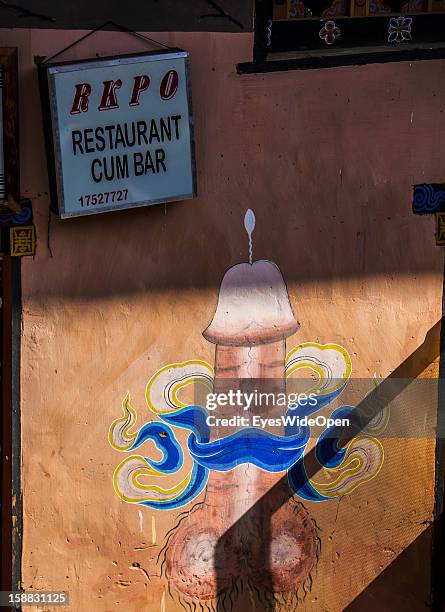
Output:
0,47,21,596
237,0,445,72
0,48,20,212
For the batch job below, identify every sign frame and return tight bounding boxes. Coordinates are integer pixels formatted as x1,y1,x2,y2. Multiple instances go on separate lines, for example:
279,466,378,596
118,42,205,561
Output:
38,48,197,219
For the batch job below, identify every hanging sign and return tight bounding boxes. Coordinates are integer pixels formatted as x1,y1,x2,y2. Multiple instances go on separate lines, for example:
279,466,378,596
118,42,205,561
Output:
39,50,196,218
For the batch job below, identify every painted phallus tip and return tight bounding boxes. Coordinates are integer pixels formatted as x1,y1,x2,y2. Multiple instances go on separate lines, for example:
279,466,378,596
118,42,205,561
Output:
244,209,256,265
244,209,255,236
202,259,299,346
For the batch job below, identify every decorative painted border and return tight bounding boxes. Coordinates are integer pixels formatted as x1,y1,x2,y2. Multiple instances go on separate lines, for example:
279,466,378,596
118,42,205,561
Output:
413,183,445,214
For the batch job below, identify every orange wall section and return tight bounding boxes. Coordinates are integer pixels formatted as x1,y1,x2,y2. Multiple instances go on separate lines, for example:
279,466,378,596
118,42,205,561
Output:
0,28,443,611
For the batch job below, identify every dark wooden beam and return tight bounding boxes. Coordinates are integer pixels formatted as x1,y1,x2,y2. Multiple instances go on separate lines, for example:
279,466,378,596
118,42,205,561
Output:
1,256,13,594
0,0,253,32
237,43,445,72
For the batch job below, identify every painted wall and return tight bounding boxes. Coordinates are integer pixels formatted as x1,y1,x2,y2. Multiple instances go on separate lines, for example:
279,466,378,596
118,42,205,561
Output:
2,26,444,610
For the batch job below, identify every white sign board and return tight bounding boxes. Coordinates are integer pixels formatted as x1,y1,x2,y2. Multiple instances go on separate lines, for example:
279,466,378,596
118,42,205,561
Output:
44,51,196,218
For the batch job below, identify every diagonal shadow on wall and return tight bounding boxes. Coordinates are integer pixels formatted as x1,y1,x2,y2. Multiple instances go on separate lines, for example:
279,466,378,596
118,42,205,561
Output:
214,319,443,611
344,520,436,612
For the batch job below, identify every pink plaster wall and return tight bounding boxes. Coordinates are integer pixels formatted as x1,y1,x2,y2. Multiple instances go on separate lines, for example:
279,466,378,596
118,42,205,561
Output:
1,27,444,610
